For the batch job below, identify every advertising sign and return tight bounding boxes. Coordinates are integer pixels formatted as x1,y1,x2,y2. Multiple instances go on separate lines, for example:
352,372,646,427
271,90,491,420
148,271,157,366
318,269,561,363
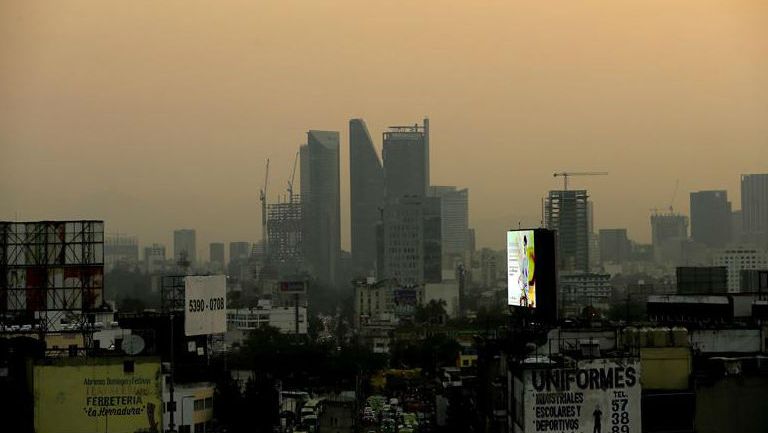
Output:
33,357,162,433
185,275,226,336
523,359,642,433
508,230,537,307
394,289,418,316
279,280,307,294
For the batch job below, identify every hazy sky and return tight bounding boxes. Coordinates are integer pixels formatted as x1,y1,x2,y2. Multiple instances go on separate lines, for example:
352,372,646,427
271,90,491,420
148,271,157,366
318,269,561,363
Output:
2,0,767,260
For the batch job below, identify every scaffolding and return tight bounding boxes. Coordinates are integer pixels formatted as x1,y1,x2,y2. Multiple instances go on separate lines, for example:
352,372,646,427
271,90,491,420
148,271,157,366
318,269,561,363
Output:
266,195,304,269
0,220,104,334
160,275,186,314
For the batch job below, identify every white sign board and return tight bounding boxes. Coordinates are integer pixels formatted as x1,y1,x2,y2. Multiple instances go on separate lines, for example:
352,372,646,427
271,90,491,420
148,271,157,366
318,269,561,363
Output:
523,359,641,433
184,275,226,336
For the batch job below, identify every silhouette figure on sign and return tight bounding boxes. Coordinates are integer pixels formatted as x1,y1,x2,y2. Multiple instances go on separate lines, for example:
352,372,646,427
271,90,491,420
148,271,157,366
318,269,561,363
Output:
593,405,603,433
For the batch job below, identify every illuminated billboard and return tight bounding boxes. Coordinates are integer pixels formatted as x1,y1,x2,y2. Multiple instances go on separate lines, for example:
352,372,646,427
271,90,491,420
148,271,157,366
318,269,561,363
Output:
508,230,537,307
33,357,162,433
185,275,227,336
507,229,557,321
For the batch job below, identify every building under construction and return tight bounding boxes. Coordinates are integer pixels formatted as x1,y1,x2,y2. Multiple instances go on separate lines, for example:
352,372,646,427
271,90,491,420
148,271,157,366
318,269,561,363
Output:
0,220,105,333
266,195,304,274
545,190,589,272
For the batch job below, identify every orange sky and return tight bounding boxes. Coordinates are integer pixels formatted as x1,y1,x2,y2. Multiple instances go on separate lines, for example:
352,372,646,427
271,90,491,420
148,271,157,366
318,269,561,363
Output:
1,0,767,257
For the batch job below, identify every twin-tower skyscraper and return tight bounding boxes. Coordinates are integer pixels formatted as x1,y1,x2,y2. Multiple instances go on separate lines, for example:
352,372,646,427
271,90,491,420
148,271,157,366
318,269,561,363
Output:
300,118,432,288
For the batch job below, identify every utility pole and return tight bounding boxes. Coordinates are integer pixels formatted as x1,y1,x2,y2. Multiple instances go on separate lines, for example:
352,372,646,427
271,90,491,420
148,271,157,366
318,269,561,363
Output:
168,312,176,433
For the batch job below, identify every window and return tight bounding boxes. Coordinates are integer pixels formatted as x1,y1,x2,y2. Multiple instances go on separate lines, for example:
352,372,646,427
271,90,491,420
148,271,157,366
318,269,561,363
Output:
204,397,213,409
194,422,205,433
194,399,204,411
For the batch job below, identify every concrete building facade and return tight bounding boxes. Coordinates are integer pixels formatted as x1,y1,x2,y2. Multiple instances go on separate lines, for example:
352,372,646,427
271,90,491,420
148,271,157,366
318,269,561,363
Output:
545,190,589,273
712,247,768,292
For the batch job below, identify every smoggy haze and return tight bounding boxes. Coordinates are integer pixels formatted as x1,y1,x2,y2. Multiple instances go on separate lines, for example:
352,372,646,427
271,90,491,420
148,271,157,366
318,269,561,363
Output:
1,0,767,257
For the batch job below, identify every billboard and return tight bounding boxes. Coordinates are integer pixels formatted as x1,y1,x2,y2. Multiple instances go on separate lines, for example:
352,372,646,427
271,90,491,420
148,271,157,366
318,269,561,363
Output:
279,280,307,294
184,275,226,336
522,359,642,433
394,288,419,316
34,357,162,433
508,230,537,307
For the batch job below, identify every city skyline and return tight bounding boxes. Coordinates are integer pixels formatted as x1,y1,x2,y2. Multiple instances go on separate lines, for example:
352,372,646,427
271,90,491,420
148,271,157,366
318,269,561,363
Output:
2,0,767,253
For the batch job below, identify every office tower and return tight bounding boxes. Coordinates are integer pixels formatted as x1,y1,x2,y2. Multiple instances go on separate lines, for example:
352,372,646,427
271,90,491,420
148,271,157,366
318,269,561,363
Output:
173,229,196,265
382,119,430,200
229,242,251,264
712,247,768,292
143,243,166,274
349,119,385,276
209,242,225,272
429,186,469,270
741,174,768,248
599,229,631,264
545,190,589,273
301,130,341,287
377,196,442,285
650,213,688,265
104,234,139,272
690,190,732,248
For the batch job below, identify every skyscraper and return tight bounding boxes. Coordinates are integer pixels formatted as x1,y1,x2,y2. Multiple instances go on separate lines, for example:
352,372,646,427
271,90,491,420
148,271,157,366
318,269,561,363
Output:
741,174,768,248
301,130,341,287
429,186,469,270
545,190,589,273
599,228,631,264
209,242,225,272
349,119,384,276
690,190,731,248
382,119,430,200
377,196,442,285
650,213,688,265
173,229,196,265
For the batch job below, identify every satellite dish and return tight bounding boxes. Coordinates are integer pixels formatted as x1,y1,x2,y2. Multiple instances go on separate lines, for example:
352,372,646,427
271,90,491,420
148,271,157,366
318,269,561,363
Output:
121,334,145,356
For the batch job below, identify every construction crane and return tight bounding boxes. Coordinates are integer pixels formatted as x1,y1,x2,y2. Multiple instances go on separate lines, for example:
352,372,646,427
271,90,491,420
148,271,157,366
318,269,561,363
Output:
260,158,270,253
553,171,608,190
286,151,299,203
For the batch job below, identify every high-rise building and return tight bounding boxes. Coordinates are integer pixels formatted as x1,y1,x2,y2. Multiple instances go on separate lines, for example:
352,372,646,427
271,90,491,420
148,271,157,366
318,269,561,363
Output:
105,234,139,272
599,229,631,264
650,213,688,265
712,247,768,292
173,229,196,265
229,242,251,264
377,196,442,285
382,119,430,200
350,119,385,276
209,242,225,272
143,243,166,274
545,190,589,273
741,174,768,248
429,186,469,270
690,190,731,248
301,130,341,287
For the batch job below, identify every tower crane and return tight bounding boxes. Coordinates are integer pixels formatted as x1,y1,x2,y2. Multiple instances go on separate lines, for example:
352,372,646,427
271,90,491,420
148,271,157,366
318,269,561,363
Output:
286,151,299,203
260,158,270,253
553,171,608,190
